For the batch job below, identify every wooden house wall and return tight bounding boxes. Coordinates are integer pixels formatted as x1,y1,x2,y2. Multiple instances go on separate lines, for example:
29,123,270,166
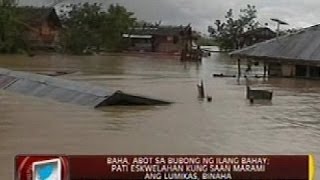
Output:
127,38,153,52
25,21,60,48
154,35,182,53
268,62,320,78
281,64,296,77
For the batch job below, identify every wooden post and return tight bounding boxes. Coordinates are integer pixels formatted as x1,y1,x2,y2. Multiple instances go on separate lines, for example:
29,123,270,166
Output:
263,62,267,78
197,80,205,99
246,85,250,99
180,49,186,61
237,59,241,82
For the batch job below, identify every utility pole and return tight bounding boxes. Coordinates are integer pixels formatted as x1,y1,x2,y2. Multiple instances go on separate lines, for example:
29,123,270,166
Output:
270,18,289,37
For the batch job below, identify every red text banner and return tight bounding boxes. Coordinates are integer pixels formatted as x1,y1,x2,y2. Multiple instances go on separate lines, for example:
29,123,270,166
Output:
15,155,315,180
68,155,312,180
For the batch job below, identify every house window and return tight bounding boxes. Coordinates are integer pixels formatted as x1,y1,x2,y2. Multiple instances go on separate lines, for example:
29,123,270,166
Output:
167,36,173,42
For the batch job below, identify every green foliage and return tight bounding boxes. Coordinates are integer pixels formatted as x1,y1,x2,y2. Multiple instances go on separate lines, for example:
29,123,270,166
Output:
0,0,17,6
60,3,136,54
104,4,136,50
196,36,217,46
208,4,259,50
0,4,27,53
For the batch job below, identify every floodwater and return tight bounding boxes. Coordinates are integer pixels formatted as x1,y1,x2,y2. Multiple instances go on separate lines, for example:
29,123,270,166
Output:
0,49,319,178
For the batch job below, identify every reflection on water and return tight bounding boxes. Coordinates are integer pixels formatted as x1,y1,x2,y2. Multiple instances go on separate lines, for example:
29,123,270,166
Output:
0,51,319,178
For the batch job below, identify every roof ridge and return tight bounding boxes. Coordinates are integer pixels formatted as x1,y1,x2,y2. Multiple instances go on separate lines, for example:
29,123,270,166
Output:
230,24,320,62
230,24,320,56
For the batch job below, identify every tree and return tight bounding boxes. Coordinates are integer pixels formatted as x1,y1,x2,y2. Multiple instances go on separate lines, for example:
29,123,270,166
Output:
103,4,136,50
60,3,136,54
0,0,17,6
208,4,259,50
0,1,28,53
60,3,106,54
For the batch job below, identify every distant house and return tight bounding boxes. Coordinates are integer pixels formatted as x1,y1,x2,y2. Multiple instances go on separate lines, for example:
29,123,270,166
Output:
240,27,276,48
122,25,195,55
16,7,61,50
230,24,320,79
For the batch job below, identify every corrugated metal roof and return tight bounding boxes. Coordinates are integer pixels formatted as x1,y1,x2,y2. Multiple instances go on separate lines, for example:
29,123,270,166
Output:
122,34,153,39
0,68,170,108
230,24,320,62
127,26,190,36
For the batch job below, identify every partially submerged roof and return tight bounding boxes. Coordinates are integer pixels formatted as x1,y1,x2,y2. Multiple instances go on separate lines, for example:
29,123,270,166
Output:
0,68,170,108
230,24,320,63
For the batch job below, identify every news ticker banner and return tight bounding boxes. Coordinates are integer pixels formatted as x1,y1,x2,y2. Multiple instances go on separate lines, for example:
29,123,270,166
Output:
15,155,316,180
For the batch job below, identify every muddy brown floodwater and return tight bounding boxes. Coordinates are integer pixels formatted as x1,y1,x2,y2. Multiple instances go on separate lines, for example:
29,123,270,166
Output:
0,50,319,178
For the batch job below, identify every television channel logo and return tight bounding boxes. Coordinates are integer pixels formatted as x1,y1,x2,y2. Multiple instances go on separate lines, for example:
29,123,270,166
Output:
15,155,69,180
32,158,61,180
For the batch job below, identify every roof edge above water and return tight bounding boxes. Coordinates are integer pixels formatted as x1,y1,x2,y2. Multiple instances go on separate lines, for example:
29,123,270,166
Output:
0,68,171,108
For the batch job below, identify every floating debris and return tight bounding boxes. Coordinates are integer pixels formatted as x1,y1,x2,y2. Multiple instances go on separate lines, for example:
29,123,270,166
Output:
213,73,236,78
36,71,78,77
197,80,205,99
246,86,273,101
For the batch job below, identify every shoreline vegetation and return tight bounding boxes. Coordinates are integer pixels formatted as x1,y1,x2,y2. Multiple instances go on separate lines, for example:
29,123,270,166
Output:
59,3,137,55
1,1,205,57
1,2,296,56
0,2,138,56
0,1,244,56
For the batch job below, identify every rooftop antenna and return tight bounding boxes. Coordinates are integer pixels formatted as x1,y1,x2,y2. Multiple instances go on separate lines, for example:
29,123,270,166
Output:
271,18,289,36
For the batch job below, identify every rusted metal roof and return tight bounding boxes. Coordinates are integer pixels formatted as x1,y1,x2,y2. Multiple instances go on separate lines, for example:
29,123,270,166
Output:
0,68,170,108
230,24,320,62
15,6,61,27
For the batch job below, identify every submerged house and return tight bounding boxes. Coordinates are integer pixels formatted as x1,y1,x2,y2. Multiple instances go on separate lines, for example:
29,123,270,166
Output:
230,24,320,79
122,25,195,55
16,7,61,50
